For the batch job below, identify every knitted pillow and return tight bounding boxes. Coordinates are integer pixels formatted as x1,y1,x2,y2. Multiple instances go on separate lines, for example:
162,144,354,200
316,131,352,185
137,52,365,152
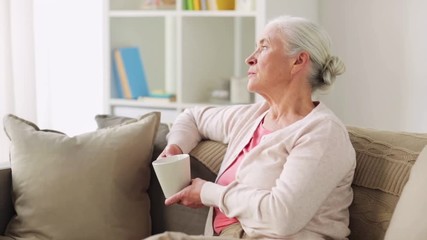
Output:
347,126,427,240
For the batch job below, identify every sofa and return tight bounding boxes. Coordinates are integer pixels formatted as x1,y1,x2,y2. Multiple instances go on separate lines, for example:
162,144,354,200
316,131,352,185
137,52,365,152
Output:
0,113,427,240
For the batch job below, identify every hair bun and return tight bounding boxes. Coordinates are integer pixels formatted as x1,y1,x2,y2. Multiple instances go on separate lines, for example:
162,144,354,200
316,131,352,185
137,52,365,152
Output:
321,56,346,85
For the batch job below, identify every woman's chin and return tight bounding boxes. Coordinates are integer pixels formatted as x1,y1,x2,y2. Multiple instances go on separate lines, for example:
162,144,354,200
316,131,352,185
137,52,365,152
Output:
246,81,255,92
247,84,258,94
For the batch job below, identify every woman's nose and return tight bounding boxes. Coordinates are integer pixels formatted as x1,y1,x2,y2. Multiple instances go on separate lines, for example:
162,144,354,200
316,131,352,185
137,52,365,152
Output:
245,54,257,66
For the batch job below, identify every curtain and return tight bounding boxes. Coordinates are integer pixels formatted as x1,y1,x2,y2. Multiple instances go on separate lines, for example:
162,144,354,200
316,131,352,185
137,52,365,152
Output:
0,0,37,165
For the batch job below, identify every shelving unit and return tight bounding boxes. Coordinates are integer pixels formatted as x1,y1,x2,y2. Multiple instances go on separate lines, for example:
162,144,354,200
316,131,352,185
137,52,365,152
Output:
104,0,319,123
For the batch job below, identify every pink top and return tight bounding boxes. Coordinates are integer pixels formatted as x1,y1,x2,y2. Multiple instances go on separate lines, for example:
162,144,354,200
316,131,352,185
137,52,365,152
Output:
213,120,271,234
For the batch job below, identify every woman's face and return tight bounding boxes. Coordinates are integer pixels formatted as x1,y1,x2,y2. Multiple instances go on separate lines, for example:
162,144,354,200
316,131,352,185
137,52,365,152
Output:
245,24,294,96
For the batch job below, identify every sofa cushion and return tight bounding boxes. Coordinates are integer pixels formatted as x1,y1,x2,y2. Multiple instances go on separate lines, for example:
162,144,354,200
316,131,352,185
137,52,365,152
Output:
384,146,427,240
0,236,14,240
347,126,427,240
3,113,160,240
0,168,13,235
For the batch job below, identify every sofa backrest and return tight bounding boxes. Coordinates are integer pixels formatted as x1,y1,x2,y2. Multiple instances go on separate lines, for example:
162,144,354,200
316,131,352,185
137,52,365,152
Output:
0,167,14,235
154,127,427,240
2,125,426,238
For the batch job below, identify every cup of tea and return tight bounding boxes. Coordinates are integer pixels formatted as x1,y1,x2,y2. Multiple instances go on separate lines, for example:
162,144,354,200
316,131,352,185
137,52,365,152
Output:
152,154,191,198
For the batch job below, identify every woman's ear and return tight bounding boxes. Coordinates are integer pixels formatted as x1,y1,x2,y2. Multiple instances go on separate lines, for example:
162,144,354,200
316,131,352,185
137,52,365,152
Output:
291,51,310,75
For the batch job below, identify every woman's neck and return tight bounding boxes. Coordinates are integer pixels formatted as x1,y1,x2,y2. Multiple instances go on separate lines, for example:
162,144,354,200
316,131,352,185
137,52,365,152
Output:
262,89,315,131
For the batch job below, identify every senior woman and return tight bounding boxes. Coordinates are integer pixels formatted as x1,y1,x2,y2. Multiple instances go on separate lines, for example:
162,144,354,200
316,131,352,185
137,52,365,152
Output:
156,15,356,239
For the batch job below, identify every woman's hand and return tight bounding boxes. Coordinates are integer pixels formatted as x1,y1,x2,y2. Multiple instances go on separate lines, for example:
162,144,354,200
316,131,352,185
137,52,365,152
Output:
158,144,183,158
165,178,207,208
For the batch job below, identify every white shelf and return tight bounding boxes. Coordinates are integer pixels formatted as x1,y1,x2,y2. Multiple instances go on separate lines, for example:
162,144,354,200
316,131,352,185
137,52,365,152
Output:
106,0,261,119
110,98,227,110
110,10,257,18
110,10,176,17
180,10,257,17
105,0,318,121
110,98,179,109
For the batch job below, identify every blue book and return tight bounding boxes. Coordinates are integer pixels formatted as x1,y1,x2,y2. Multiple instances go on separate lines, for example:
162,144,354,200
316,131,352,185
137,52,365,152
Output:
111,56,123,98
113,47,150,99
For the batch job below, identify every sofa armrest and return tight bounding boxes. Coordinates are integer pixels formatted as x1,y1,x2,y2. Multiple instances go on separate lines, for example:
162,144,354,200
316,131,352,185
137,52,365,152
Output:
0,167,14,235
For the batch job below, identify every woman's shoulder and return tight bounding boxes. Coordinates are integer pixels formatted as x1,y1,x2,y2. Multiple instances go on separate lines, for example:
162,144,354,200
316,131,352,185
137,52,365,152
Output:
213,101,269,118
310,102,347,127
297,102,351,141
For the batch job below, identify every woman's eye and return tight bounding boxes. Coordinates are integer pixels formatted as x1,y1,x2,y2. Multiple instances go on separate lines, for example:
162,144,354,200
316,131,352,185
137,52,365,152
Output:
261,46,268,51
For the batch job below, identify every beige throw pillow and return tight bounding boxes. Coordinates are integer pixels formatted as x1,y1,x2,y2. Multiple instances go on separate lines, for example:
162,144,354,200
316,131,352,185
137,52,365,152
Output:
3,112,160,240
384,146,427,240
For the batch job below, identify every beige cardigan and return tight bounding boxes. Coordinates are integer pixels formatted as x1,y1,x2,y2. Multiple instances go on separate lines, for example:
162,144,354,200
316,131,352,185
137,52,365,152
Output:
167,101,356,239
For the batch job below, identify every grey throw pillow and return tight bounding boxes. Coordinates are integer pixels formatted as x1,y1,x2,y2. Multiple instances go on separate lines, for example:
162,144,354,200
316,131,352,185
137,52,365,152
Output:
3,112,160,240
95,114,169,159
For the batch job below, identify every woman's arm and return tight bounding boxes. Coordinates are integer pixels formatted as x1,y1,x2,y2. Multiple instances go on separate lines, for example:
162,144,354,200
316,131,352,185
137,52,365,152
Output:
167,104,257,154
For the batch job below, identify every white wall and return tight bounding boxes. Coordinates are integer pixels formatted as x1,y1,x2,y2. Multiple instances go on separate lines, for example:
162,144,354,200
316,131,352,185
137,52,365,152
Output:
34,0,104,136
318,0,427,132
264,0,319,23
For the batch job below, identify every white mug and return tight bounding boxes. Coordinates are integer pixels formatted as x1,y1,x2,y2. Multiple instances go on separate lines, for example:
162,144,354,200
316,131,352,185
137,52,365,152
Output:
152,154,191,198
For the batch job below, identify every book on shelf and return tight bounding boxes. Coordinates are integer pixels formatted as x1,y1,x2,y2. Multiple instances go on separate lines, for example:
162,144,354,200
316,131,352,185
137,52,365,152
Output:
216,0,235,10
193,0,201,10
185,0,234,11
112,55,124,99
185,0,194,10
112,47,177,103
141,0,176,10
200,0,207,10
207,0,234,10
112,47,150,99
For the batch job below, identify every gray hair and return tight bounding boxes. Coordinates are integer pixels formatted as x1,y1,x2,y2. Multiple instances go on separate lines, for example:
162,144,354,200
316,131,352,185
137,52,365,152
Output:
268,16,345,91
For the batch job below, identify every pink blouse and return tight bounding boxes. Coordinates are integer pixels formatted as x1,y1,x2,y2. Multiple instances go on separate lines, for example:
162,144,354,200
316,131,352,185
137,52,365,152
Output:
213,120,271,234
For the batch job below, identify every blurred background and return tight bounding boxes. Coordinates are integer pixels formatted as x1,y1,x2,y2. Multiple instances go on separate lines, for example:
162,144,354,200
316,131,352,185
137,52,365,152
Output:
1,0,426,166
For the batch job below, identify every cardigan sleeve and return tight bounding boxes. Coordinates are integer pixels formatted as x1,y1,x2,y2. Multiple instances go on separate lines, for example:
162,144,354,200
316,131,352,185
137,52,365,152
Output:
167,103,260,154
